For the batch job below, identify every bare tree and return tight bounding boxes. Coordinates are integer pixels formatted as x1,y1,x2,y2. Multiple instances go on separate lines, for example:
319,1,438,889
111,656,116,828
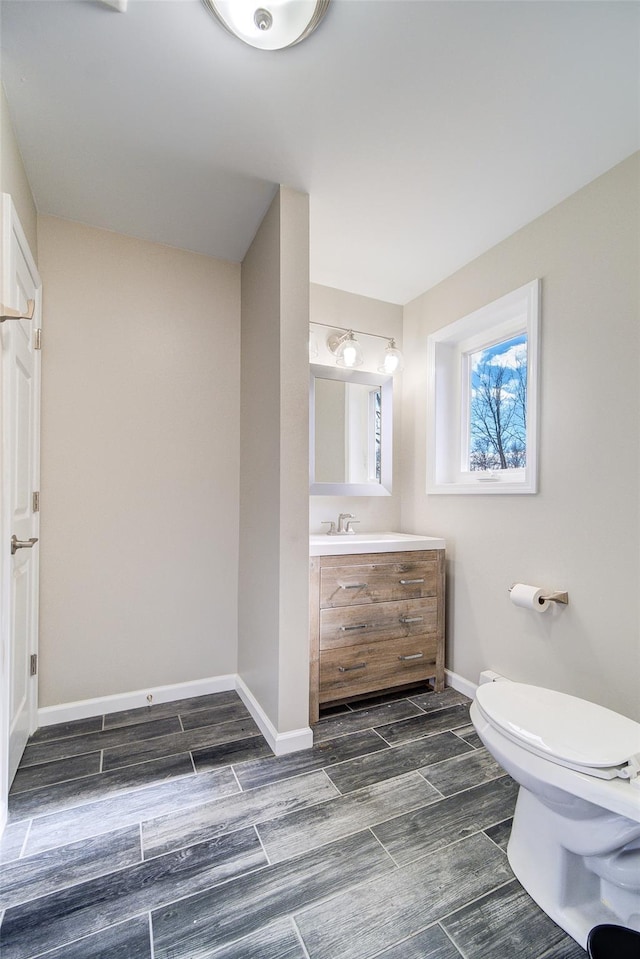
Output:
469,345,527,470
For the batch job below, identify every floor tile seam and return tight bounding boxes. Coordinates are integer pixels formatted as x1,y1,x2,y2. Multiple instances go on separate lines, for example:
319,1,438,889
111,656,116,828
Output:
153,830,396,929
88,744,217,776
414,769,447,800
452,729,481,748
318,726,472,777
365,824,403,869
229,763,243,791
363,920,465,959
373,723,471,747
141,815,264,863
291,915,313,959
438,919,471,959
235,742,392,792
1,849,147,912
312,702,430,739
142,777,345,860
318,765,343,796
179,711,253,733
254,793,435,866
16,746,105,771
285,842,398,928
14,908,154,959
8,766,199,826
417,768,508,800
101,724,263,770
1,848,171,916
414,743,486,777
10,757,104,797
25,726,102,749
16,819,32,861
482,818,512,855
20,721,191,768
101,696,245,733
407,698,471,717
18,775,243,854
436,875,518,930
2,843,272,932
379,822,515,869
148,910,156,959
144,853,277,919
253,822,272,866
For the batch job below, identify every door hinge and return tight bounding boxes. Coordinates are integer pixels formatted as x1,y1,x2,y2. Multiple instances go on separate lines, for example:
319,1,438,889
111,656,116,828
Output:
30,654,38,677
33,491,40,513
34,328,42,350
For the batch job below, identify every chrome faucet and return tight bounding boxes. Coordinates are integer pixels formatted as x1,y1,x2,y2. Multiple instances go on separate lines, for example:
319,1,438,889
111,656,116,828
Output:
321,513,360,535
337,512,354,533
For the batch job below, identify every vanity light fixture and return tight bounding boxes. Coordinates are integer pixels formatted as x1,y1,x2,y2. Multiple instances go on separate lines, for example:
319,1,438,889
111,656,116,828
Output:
378,338,404,375
202,0,330,50
313,323,405,375
327,330,364,369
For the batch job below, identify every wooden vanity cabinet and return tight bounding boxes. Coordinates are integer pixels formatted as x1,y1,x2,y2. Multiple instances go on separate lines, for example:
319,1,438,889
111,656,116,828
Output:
309,548,445,723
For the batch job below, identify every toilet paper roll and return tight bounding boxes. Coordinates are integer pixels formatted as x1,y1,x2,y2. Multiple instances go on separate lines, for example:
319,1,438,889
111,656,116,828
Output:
509,583,550,612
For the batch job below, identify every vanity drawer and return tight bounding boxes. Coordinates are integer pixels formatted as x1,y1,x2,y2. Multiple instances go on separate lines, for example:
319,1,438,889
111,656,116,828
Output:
320,561,438,608
319,597,438,650
319,636,438,702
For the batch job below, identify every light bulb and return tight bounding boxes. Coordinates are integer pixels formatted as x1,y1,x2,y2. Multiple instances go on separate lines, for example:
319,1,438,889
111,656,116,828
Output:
378,339,404,375
342,344,357,367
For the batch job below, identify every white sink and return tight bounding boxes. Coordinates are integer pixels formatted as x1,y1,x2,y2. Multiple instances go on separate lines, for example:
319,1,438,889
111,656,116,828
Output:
309,531,445,556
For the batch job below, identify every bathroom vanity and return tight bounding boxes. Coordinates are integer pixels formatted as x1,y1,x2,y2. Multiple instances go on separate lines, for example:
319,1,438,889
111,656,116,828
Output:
309,533,445,724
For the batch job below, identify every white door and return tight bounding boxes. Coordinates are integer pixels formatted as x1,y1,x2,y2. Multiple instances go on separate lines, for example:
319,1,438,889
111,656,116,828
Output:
0,195,41,824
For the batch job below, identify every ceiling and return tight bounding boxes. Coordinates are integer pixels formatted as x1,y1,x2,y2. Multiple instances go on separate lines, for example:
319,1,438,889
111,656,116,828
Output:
1,0,638,305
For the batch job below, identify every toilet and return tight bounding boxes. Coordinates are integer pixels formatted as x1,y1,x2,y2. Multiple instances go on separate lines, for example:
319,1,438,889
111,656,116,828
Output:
470,681,640,949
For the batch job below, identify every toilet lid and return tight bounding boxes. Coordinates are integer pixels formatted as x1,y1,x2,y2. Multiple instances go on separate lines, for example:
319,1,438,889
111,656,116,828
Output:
475,682,640,769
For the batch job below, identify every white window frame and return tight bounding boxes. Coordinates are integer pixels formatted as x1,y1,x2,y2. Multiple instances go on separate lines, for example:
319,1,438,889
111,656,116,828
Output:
426,279,540,494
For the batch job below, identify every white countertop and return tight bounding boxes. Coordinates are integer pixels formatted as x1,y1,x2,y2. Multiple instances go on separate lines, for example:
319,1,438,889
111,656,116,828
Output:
309,531,445,556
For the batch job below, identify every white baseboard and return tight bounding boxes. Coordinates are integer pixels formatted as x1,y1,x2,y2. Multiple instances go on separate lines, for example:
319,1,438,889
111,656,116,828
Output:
37,675,237,727
445,668,478,700
36,672,313,757
235,676,313,756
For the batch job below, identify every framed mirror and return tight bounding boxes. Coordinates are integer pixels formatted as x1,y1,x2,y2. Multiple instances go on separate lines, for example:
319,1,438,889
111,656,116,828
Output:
310,364,392,496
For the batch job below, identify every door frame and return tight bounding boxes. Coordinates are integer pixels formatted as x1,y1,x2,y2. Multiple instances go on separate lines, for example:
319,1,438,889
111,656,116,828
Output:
0,194,41,835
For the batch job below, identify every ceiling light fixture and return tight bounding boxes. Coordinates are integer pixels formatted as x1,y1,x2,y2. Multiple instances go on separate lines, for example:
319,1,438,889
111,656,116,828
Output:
202,0,330,50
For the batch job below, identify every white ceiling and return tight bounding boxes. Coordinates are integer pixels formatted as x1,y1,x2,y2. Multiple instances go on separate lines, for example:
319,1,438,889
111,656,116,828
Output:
1,0,638,304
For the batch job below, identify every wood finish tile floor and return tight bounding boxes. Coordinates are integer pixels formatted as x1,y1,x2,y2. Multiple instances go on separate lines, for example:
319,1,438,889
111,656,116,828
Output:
0,686,587,959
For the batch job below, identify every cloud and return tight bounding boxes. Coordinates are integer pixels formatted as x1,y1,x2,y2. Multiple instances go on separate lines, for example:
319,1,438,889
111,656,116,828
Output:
488,343,526,369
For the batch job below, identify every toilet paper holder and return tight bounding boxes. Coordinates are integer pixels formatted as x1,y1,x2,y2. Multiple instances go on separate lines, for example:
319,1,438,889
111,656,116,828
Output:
508,585,569,605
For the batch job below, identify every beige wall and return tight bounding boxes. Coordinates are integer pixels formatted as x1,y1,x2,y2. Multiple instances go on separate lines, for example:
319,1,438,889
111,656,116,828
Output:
309,284,403,533
238,187,310,733
401,153,640,720
1,86,37,260
37,216,241,706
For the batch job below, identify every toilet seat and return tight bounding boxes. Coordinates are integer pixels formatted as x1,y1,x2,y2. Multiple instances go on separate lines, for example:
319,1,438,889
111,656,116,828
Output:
475,683,640,782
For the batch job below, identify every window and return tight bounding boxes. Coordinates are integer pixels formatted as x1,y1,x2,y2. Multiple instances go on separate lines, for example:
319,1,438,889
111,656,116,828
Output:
427,280,540,494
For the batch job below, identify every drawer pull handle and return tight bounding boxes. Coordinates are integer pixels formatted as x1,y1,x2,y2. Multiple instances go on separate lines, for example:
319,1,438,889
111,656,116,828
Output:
398,652,424,661
400,578,424,585
340,624,371,631
338,662,367,672
340,583,368,590
399,616,423,624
